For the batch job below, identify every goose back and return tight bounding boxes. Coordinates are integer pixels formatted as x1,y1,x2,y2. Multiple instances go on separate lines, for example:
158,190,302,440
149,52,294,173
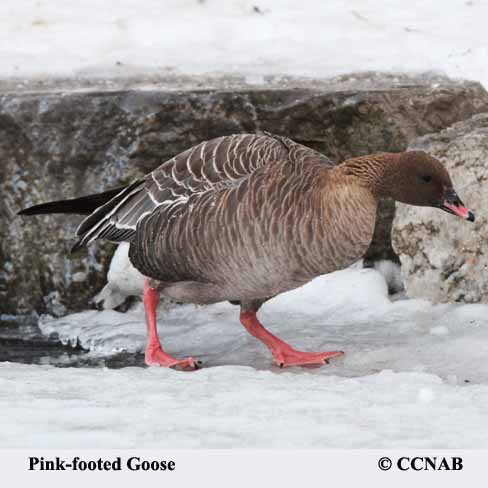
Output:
74,133,332,249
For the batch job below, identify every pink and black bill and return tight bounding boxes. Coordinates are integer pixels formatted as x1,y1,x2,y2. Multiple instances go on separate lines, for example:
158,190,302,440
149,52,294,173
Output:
440,188,475,222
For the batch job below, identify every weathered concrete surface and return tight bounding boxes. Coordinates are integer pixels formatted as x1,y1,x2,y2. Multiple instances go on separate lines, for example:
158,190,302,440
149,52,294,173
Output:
2,73,488,315
392,113,488,303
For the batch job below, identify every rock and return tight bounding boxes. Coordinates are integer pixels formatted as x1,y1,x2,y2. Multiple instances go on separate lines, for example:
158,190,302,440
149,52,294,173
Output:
392,113,488,303
2,73,488,315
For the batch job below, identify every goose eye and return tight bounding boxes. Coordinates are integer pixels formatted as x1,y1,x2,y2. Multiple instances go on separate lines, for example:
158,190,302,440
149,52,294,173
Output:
421,175,432,183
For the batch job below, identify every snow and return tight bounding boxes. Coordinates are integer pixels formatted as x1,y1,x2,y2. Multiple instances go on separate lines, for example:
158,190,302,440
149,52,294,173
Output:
37,266,488,383
371,259,404,294
1,0,488,88
2,361,488,449
0,266,486,448
94,243,145,310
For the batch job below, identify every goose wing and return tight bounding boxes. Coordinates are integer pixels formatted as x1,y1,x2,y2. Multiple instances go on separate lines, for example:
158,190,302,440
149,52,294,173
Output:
74,133,333,249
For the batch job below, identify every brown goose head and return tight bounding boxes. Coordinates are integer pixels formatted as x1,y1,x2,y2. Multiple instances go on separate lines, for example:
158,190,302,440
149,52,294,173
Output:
342,151,475,222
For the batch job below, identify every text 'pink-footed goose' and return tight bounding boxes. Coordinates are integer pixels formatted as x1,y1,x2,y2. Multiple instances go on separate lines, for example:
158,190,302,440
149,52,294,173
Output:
20,133,475,370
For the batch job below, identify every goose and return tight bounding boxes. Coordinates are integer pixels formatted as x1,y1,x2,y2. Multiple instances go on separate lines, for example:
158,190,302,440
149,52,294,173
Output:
19,133,474,370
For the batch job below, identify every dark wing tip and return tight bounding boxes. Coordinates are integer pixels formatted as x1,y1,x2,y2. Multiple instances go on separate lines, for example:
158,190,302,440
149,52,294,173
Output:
17,200,78,216
18,206,41,216
70,239,84,254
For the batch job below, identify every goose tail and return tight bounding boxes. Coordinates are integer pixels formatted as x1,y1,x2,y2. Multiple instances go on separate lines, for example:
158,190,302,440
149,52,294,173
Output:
18,186,130,216
19,179,146,252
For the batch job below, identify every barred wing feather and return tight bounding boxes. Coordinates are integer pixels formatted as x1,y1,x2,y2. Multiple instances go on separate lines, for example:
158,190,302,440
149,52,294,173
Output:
73,133,333,250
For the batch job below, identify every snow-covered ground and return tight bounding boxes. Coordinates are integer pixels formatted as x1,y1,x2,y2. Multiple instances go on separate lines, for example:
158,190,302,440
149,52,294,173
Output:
1,0,488,88
2,267,488,448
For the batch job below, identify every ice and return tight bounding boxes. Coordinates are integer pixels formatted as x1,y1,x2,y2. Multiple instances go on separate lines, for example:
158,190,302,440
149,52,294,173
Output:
2,266,488,447
0,0,487,88
3,266,478,448
38,266,488,384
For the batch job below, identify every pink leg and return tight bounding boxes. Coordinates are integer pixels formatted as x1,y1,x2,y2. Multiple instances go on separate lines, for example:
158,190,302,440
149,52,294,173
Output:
240,310,344,368
143,280,196,370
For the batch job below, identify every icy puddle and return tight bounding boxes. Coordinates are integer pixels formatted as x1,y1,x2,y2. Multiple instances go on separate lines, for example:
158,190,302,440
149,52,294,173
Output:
37,267,488,383
2,267,488,448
